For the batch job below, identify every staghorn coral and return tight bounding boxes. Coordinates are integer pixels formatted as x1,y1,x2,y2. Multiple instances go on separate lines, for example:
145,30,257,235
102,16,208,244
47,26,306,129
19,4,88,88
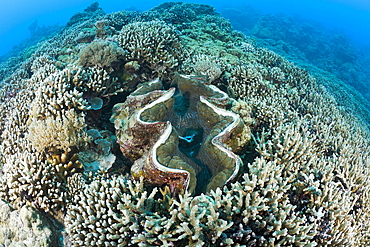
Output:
29,66,90,119
228,47,370,245
72,66,126,97
227,63,263,98
65,175,160,246
65,161,317,246
65,174,236,246
220,158,316,246
0,2,370,246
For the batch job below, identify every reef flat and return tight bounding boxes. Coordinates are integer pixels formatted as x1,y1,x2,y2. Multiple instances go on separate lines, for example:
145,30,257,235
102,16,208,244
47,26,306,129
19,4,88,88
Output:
0,2,369,246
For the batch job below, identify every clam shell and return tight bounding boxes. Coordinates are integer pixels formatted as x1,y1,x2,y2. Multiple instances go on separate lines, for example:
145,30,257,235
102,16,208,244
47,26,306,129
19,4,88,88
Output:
111,75,250,194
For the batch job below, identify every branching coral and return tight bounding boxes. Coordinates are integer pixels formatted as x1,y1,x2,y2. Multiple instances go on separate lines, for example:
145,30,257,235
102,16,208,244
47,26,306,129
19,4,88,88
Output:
72,66,124,97
65,175,160,246
227,63,263,98
0,150,80,212
65,160,318,246
117,20,183,75
181,54,226,83
227,47,370,245
29,66,90,119
221,158,316,246
0,2,370,246
65,174,237,246
27,109,88,153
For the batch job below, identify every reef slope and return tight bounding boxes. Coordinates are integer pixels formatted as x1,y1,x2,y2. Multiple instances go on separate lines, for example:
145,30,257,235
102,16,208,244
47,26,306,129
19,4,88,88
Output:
0,2,369,246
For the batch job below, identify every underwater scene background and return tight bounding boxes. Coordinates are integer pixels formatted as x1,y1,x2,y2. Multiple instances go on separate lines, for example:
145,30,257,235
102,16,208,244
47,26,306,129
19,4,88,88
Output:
1,0,370,101
0,1,370,246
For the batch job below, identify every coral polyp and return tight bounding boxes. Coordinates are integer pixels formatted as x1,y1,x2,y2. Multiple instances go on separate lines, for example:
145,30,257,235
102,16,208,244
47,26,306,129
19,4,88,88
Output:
111,74,250,194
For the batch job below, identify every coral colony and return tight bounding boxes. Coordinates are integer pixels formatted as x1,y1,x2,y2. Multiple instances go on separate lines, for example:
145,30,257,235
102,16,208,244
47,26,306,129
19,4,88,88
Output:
0,2,370,246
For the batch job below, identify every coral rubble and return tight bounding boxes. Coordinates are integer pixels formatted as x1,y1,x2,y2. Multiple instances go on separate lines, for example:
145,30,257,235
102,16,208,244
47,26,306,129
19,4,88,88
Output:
0,2,370,246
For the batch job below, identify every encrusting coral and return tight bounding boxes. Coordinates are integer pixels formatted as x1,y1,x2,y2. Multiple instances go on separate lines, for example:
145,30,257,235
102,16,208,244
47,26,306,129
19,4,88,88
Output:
0,2,370,246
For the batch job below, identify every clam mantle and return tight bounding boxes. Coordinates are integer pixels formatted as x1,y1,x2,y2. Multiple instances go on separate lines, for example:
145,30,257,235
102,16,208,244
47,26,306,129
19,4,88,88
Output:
110,74,250,194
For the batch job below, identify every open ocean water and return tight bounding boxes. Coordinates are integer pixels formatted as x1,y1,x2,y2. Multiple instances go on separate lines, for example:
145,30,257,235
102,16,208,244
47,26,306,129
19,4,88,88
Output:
1,0,370,55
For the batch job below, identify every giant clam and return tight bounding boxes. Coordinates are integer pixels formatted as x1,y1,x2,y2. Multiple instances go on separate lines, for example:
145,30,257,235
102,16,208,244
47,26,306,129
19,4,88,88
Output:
110,74,250,194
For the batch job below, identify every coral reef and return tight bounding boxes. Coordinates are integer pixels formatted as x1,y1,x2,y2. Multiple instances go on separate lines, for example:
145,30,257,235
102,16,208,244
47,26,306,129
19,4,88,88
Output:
117,20,183,76
65,163,317,246
0,199,60,246
181,54,226,83
0,2,369,246
28,109,88,153
78,39,127,69
67,2,105,27
0,148,82,212
223,6,370,102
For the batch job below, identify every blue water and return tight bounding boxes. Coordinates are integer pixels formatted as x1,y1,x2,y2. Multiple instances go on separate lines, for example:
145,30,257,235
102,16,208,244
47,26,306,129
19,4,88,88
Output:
0,0,369,57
